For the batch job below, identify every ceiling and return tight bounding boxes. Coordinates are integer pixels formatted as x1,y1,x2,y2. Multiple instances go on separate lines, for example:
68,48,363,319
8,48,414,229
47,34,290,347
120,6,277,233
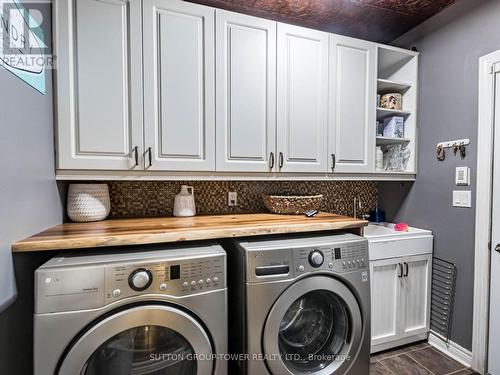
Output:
186,0,456,43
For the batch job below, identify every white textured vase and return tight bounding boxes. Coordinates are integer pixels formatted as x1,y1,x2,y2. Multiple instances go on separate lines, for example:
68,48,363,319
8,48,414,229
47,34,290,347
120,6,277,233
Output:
67,184,110,222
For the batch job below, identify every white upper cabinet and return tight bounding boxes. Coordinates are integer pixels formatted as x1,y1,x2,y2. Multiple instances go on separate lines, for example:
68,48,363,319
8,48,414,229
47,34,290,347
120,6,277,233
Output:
215,11,276,172
56,0,143,170
276,24,329,173
329,35,376,173
143,0,215,171
54,0,418,178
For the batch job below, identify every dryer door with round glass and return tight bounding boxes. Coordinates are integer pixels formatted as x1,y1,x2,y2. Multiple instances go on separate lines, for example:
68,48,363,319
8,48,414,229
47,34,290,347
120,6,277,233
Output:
263,276,363,375
58,305,213,375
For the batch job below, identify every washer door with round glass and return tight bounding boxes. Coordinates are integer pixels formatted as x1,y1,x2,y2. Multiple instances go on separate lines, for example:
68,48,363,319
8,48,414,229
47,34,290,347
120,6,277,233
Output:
58,305,213,375
263,276,363,375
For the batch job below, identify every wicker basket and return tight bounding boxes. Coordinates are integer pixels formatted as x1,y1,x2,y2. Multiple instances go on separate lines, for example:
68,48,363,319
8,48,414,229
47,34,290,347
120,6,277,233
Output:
262,194,323,215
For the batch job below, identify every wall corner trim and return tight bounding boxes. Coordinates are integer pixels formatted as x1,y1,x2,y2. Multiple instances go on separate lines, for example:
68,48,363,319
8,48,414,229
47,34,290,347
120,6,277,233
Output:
472,48,500,375
428,331,472,368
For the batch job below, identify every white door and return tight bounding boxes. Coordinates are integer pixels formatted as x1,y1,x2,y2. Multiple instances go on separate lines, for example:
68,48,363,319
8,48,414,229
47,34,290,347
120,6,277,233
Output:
56,0,143,170
488,63,500,374
328,35,376,173
401,254,432,338
370,257,403,349
143,0,215,171
215,11,276,172
276,23,329,173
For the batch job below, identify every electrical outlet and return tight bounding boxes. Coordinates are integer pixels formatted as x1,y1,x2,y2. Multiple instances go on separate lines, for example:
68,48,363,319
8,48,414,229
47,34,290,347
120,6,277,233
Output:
228,192,237,207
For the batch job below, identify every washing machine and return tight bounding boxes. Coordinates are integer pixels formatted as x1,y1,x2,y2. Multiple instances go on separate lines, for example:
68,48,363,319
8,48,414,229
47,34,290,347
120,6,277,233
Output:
34,243,227,375
226,233,370,375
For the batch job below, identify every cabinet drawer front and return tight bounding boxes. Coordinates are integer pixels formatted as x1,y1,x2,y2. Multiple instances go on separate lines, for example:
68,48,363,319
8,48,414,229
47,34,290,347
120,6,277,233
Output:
143,0,215,171
369,236,433,261
216,11,276,172
56,0,143,170
277,24,329,173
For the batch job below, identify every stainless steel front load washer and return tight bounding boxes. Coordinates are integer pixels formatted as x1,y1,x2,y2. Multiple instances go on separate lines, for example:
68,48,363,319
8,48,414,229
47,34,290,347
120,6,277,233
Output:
226,233,370,375
34,244,227,375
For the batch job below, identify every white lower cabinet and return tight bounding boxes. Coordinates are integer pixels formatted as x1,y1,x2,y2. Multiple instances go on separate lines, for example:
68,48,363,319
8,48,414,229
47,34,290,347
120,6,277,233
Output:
401,255,432,338
370,258,402,347
370,254,432,353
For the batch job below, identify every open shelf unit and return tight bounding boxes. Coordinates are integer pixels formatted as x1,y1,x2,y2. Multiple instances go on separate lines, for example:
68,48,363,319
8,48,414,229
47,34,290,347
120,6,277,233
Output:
376,136,411,145
377,78,412,94
376,46,418,174
376,107,411,121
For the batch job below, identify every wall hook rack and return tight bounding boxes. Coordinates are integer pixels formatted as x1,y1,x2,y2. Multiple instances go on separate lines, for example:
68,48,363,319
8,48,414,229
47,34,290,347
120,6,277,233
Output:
436,138,470,149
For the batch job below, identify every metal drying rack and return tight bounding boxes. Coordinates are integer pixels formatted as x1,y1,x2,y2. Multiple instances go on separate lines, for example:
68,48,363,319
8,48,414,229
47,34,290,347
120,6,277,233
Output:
430,257,457,344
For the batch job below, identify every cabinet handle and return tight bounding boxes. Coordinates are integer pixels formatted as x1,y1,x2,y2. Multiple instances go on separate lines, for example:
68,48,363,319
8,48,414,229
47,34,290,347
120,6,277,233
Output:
133,146,139,167
269,152,275,170
403,262,409,277
279,152,284,170
147,147,152,168
495,244,500,253
331,154,336,171
397,263,403,278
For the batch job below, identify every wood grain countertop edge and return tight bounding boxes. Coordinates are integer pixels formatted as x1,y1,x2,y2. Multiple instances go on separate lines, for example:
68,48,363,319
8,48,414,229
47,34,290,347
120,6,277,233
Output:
11,213,368,253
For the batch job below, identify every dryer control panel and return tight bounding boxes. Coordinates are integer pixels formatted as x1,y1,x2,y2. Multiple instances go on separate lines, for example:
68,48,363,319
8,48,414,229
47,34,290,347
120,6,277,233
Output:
35,244,226,314
104,255,225,302
293,240,368,275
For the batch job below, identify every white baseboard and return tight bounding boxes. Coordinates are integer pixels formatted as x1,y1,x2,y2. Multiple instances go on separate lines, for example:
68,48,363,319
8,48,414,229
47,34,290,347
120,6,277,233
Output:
428,331,472,368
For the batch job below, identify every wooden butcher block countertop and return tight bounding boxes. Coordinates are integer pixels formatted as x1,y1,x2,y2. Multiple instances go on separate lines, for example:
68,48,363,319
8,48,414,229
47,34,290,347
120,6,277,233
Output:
12,213,367,253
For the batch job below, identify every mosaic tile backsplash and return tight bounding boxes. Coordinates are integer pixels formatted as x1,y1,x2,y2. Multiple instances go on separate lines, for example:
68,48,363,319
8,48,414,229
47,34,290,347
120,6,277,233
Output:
101,181,378,218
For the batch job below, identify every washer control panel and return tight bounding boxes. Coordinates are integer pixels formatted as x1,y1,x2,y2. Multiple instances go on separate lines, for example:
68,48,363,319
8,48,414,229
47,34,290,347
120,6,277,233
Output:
293,240,368,275
104,255,225,302
243,234,368,283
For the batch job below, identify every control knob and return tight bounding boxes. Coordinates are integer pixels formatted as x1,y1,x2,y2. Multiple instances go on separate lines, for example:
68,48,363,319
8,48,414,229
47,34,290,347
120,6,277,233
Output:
308,250,324,268
128,268,153,291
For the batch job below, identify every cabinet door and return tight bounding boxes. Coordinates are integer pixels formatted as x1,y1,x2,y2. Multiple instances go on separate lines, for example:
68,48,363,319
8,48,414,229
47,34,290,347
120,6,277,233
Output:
276,23,329,173
329,35,376,173
56,0,143,170
143,0,215,171
370,258,403,348
215,11,276,172
401,254,432,338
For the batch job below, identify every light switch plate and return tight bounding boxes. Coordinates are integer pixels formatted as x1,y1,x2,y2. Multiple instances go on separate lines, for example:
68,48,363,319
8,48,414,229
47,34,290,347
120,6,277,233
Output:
453,190,471,208
455,167,470,186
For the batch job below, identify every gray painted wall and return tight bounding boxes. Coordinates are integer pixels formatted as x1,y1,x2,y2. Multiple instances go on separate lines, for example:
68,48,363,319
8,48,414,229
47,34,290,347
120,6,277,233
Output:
0,0,61,310
379,0,500,351
0,1,63,372
0,68,62,310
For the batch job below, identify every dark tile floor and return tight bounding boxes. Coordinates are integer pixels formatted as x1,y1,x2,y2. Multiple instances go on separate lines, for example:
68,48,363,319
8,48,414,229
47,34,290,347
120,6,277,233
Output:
370,342,477,375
